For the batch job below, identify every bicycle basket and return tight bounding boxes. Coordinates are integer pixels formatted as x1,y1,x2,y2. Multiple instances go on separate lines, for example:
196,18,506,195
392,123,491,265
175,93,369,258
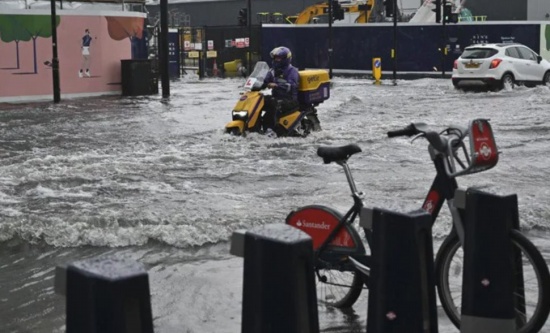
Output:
445,118,499,177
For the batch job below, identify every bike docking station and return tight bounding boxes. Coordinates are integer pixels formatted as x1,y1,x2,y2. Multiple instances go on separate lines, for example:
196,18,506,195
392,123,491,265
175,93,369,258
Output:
230,223,320,333
454,187,520,333
359,207,439,333
54,257,154,333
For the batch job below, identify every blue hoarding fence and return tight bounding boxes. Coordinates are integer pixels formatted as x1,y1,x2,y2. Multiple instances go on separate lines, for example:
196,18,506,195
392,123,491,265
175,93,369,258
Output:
168,29,180,78
261,22,542,75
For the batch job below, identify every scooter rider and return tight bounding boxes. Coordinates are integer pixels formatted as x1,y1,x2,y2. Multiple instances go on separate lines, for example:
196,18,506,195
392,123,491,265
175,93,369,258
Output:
261,46,300,135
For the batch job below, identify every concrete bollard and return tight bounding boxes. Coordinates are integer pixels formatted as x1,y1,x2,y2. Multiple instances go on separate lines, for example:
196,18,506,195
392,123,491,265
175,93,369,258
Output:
360,207,438,333
231,223,319,333
55,256,154,333
455,188,517,333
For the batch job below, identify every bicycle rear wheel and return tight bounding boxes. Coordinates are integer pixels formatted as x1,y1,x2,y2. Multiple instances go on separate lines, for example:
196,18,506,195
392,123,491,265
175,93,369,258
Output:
315,263,364,308
436,230,550,333
286,205,367,308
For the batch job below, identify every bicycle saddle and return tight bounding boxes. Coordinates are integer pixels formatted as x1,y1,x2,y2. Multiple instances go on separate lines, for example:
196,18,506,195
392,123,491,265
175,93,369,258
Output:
317,144,362,164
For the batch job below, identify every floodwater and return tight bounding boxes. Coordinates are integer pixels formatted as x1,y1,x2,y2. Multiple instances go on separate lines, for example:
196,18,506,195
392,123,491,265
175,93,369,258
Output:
0,74,549,333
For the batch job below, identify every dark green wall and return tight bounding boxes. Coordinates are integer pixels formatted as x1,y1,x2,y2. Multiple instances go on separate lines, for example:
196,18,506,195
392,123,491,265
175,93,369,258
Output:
467,0,527,21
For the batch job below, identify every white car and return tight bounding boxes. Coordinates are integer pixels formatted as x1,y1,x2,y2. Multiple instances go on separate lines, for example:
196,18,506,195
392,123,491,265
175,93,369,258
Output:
452,43,550,90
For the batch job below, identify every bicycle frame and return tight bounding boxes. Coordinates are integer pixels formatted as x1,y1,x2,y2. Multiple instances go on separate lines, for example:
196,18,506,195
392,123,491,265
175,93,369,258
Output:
286,157,367,276
308,143,472,268
421,149,466,246
289,119,498,273
287,150,462,272
314,161,366,256
317,150,467,254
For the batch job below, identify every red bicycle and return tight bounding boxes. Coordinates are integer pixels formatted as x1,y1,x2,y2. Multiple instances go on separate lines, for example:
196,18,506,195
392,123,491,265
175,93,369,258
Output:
286,118,550,333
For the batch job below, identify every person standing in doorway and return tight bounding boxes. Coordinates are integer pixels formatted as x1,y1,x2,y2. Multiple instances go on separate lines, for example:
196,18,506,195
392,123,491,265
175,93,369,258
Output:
80,29,92,78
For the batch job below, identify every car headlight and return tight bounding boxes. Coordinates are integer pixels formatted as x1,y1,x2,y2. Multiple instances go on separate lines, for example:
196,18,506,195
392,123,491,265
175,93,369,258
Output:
232,110,248,120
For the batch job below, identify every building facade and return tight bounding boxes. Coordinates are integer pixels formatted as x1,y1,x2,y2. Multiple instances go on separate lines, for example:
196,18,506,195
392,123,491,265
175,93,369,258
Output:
528,0,550,21
465,0,550,21
0,8,146,102
146,0,550,27
146,0,324,27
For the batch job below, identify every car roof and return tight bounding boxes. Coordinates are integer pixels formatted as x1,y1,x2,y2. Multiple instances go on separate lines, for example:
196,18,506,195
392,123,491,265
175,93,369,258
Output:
465,43,525,49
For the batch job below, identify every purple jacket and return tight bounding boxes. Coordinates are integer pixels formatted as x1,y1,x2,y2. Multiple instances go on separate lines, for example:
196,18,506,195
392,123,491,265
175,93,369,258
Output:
263,65,299,101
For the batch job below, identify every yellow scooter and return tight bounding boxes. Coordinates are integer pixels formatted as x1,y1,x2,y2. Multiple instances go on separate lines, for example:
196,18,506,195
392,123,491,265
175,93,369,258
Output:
225,61,329,137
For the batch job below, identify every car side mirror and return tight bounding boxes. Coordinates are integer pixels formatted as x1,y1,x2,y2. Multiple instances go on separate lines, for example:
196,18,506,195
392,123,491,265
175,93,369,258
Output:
537,55,542,63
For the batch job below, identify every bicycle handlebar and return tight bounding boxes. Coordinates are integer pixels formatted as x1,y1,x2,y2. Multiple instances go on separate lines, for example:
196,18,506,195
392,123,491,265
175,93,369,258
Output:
387,124,418,138
388,119,499,178
387,122,473,177
387,122,467,152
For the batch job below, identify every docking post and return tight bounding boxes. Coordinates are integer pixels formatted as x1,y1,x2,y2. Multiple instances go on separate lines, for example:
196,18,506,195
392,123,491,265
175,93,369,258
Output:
230,224,319,333
56,257,154,333
455,188,517,333
360,207,438,333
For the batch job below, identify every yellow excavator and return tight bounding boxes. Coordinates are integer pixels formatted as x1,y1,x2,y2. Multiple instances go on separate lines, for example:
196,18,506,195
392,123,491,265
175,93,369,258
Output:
291,0,388,24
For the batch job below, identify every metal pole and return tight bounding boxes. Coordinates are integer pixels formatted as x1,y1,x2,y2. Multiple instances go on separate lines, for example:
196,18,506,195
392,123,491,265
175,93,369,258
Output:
442,1,446,77
160,0,170,97
328,1,333,79
50,0,60,103
392,0,397,85
247,0,251,72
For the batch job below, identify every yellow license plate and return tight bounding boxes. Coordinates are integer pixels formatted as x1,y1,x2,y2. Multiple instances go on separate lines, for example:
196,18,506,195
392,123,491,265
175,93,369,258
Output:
464,63,480,69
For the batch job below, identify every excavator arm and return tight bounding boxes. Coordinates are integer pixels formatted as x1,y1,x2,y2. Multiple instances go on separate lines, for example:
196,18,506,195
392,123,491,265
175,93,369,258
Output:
288,0,406,24
354,0,374,23
293,0,377,25
263,0,409,24
367,0,385,22
294,3,330,24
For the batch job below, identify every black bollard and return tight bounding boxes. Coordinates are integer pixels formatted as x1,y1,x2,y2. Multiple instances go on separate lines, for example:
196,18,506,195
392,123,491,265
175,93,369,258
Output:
455,188,517,333
63,256,154,333
198,51,205,79
230,224,319,333
361,207,438,333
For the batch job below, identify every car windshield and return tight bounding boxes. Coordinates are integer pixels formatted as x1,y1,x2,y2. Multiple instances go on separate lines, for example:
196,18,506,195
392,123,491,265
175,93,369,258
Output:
460,48,498,59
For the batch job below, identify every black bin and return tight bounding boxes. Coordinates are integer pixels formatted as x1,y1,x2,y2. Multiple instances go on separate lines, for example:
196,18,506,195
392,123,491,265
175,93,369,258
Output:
121,59,158,96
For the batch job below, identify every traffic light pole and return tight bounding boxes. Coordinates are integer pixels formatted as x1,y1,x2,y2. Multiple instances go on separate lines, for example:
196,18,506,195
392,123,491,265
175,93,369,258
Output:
50,0,60,103
160,0,170,97
442,5,446,77
392,0,397,84
328,1,333,79
247,0,251,73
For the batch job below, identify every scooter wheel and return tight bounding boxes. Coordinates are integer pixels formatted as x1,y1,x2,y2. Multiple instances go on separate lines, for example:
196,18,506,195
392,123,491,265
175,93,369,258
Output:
227,128,242,136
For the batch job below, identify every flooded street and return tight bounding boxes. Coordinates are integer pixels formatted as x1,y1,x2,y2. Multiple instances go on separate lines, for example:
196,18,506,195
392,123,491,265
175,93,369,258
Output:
0,75,549,332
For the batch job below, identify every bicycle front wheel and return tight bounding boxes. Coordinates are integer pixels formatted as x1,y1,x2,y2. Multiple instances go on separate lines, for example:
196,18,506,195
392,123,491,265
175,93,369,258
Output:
315,263,364,308
436,230,550,333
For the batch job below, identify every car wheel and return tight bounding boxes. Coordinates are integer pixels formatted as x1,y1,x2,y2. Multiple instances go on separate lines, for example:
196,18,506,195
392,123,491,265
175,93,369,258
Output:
500,73,515,90
543,71,550,87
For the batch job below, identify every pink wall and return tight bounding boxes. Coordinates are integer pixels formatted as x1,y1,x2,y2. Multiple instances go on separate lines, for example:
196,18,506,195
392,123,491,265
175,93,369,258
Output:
0,12,145,101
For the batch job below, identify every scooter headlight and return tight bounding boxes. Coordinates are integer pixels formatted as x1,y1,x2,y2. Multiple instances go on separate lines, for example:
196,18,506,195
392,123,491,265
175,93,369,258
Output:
232,110,248,120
